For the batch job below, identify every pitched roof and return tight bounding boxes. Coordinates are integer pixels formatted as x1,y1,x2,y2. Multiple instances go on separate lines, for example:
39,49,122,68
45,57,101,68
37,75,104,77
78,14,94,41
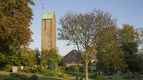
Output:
41,11,55,19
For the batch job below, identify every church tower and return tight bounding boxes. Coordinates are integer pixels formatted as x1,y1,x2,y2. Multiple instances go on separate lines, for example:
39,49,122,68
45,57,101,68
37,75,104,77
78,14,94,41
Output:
41,11,56,50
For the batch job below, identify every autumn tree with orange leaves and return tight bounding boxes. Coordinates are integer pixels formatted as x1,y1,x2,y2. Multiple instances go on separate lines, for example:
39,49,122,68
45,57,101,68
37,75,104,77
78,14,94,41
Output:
0,0,35,53
0,0,35,68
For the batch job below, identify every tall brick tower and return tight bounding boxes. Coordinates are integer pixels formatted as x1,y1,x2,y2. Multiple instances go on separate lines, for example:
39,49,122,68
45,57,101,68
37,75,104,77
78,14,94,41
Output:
41,11,56,50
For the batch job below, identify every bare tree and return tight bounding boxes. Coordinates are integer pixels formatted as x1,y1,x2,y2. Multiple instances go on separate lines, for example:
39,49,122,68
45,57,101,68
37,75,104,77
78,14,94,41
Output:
58,9,116,80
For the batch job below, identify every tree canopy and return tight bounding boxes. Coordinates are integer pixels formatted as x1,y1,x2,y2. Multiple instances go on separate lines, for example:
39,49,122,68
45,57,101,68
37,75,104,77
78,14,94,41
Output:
0,0,35,53
58,9,116,80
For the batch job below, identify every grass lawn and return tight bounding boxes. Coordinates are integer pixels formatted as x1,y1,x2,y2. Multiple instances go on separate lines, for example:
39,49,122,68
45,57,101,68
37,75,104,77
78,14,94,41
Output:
0,71,61,80
0,71,128,80
104,74,125,80
67,73,126,80
67,73,94,80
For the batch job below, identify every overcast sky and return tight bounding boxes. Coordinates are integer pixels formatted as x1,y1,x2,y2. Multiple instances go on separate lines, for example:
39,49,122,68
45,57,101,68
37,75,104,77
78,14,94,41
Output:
29,0,143,56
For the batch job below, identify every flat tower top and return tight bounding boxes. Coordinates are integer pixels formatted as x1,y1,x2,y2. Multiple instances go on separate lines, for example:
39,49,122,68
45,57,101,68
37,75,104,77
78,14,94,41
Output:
42,11,55,19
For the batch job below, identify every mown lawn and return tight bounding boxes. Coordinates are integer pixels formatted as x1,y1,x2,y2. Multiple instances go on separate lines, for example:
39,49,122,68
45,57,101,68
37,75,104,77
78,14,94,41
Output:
0,71,128,80
0,71,61,80
67,73,126,80
104,74,125,80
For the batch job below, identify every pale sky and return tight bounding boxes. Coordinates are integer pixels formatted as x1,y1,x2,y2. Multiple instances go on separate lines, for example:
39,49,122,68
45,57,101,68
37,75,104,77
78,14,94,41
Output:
29,0,143,56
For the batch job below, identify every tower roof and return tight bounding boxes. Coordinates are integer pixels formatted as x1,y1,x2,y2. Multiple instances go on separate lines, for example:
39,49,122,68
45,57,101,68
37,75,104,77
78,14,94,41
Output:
42,11,55,19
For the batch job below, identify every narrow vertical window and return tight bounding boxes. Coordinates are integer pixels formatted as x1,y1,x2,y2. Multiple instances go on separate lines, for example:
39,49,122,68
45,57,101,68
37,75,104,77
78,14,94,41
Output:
44,20,46,30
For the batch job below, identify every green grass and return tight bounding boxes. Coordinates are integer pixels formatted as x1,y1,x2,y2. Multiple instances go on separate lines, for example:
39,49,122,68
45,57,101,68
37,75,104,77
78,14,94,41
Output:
104,74,125,80
0,71,61,80
67,73,94,80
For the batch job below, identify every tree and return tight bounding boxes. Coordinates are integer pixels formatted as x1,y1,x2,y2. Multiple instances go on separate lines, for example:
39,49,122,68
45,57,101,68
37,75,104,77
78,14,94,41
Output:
58,9,116,80
0,0,35,53
41,48,61,67
95,25,122,73
48,58,57,71
102,47,125,74
35,48,41,65
20,47,37,67
119,24,142,73
120,42,140,72
118,24,140,43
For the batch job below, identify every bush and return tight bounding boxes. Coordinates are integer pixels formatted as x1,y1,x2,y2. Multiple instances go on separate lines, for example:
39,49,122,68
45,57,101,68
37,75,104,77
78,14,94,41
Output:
48,58,57,71
122,72,135,79
23,69,30,73
108,77,112,80
88,67,92,73
96,75,104,80
133,72,139,78
30,68,38,73
37,65,42,72
47,71,57,76
73,65,78,73
29,75,38,80
60,73,68,78
41,68,48,72
89,73,97,79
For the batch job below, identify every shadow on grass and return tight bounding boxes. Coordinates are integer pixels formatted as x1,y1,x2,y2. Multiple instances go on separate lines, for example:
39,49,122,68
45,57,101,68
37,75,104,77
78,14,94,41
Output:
0,74,61,80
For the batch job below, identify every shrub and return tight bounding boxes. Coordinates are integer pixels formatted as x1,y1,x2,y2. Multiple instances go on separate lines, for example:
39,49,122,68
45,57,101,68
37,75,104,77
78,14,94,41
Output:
73,65,78,73
29,75,38,80
96,75,104,80
108,77,112,80
48,58,57,71
133,72,139,78
41,68,48,72
30,68,38,73
88,67,92,73
4,64,12,71
122,72,134,79
60,73,68,78
47,71,57,76
90,73,97,79
23,69,30,73
37,65,42,72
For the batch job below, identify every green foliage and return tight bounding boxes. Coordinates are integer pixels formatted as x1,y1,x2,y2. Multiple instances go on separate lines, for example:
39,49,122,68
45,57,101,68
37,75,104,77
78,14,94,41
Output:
47,71,57,76
96,75,104,80
60,73,68,78
20,47,37,67
57,66,64,73
41,68,48,72
119,24,140,43
35,48,41,65
0,0,34,60
58,8,117,80
29,75,38,80
89,73,97,79
120,42,143,73
73,65,78,73
23,69,30,73
48,58,57,71
41,48,61,67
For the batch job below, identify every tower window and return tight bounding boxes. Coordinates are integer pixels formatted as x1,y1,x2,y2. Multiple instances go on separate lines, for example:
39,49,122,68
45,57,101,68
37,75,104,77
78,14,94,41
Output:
44,20,46,30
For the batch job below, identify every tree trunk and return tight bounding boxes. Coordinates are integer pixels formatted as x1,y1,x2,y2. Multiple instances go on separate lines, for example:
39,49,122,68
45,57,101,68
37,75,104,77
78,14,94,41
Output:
85,62,89,80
